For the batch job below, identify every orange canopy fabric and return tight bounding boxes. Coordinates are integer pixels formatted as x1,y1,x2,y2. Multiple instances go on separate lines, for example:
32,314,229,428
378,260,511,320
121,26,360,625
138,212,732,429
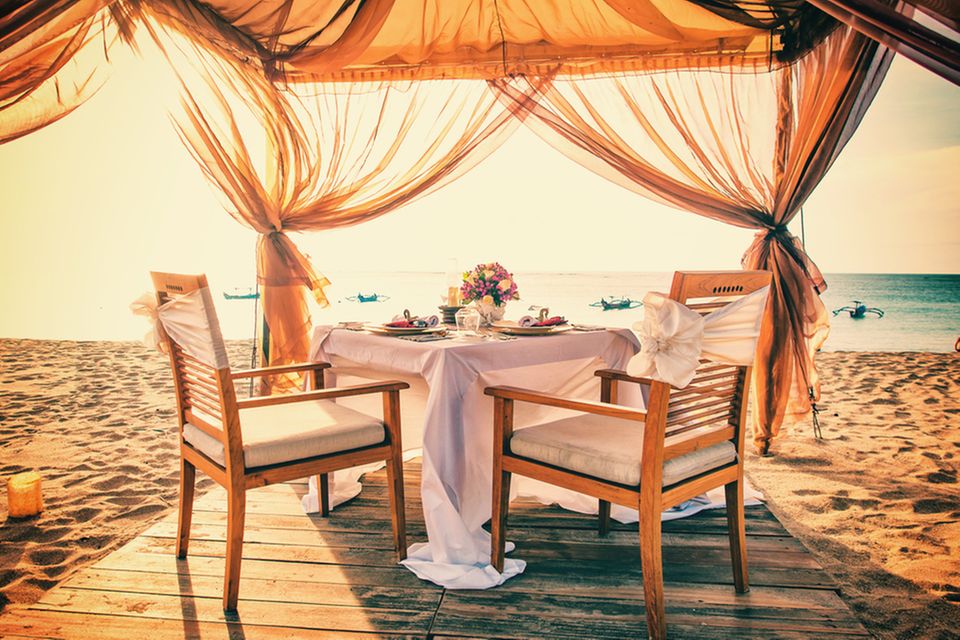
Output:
143,0,837,81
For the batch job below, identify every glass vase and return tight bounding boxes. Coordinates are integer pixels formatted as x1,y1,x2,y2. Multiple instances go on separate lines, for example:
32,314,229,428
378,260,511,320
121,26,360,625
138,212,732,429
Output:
475,301,506,326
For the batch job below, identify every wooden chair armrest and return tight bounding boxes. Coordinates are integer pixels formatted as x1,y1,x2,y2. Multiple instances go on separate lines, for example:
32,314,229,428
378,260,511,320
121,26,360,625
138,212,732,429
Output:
484,386,646,422
594,368,654,386
237,381,409,409
231,362,331,380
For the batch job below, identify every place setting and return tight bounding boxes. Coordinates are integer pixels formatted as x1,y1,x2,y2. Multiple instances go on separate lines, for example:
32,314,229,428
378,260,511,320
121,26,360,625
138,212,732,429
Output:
489,307,573,336
362,309,452,341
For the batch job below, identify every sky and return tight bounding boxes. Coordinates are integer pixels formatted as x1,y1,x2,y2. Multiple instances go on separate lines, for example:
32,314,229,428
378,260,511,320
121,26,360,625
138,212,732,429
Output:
0,47,957,340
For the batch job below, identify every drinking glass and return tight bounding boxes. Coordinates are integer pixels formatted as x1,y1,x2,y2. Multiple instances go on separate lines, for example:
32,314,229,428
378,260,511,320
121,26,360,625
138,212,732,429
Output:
455,306,480,336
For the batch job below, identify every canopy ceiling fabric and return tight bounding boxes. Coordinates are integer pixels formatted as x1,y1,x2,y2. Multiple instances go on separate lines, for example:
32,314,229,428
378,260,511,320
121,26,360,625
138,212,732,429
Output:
141,0,843,81
1,0,955,144
488,25,892,449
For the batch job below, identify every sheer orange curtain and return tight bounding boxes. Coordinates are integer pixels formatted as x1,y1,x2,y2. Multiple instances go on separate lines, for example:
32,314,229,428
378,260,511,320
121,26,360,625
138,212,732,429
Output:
490,26,892,452
171,46,539,389
0,0,132,143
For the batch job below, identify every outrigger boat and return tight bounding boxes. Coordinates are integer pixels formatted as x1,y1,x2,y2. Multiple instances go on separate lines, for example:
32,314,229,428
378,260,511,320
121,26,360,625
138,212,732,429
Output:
346,292,390,303
223,288,260,300
589,297,642,311
832,300,884,319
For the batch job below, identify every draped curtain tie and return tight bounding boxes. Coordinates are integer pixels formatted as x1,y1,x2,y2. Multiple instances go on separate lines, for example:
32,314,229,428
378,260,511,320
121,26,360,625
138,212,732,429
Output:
744,223,827,295
257,229,332,305
764,223,790,237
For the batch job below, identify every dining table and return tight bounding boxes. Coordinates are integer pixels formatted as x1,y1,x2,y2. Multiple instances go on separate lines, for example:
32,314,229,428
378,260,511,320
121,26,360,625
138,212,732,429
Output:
306,322,644,588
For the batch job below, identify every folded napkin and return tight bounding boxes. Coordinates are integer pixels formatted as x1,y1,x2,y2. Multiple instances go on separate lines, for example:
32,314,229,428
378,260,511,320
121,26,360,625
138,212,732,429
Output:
388,314,439,328
572,324,606,332
519,315,567,328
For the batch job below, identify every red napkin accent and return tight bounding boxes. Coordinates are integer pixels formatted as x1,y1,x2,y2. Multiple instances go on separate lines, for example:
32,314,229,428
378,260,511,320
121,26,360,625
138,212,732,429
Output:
532,316,567,327
386,320,415,328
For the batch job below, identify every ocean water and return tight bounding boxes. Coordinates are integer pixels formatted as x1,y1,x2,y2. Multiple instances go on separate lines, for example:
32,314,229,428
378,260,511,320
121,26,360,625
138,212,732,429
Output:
214,272,960,352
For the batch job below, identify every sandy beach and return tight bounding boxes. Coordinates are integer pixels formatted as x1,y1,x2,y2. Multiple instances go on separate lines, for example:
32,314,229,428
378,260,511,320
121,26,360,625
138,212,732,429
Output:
747,351,960,639
0,339,957,638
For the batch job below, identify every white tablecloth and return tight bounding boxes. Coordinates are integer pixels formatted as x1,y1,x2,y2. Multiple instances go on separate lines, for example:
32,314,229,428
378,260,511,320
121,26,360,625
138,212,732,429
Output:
308,326,644,587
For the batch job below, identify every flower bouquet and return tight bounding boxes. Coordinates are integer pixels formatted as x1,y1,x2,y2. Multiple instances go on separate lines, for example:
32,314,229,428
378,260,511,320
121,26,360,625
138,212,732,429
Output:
460,262,519,325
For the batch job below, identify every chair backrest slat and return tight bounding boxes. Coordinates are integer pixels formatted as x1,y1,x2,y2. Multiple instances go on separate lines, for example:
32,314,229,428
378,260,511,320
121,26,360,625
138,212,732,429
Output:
168,331,225,425
667,395,735,423
668,380,738,403
655,271,771,465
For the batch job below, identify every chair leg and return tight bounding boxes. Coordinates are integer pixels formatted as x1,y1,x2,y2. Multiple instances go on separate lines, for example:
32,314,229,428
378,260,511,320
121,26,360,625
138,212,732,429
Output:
223,488,246,612
385,449,407,561
176,457,196,559
318,473,330,517
490,467,512,573
725,478,750,593
598,499,611,537
639,504,666,640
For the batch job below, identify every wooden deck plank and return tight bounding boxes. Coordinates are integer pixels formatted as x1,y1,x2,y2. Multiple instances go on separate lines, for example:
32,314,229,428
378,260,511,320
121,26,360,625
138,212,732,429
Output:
0,459,866,639
0,610,421,639
94,549,432,589
64,568,440,610
431,588,870,639
31,589,434,635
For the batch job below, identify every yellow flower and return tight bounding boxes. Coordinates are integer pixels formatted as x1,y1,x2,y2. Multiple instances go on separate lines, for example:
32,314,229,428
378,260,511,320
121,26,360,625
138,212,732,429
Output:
497,279,512,291
483,270,494,280
481,295,494,305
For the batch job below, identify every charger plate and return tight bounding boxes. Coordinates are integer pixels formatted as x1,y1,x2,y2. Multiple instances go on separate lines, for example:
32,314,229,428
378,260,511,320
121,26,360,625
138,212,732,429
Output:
490,321,573,336
365,324,446,336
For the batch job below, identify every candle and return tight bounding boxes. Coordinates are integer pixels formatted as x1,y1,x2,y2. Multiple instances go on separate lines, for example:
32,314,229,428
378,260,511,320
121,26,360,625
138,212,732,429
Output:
447,286,460,307
7,471,43,518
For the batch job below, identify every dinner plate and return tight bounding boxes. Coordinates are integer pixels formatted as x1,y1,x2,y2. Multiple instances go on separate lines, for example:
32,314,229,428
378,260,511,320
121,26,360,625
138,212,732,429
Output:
364,324,446,336
490,321,573,336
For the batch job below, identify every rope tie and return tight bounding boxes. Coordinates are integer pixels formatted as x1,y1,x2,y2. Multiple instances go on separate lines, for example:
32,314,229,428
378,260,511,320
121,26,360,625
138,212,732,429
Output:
809,387,823,440
766,223,790,238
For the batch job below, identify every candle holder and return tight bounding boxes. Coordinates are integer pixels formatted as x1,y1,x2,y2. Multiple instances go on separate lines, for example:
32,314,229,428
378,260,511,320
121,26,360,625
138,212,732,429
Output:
7,471,43,518
439,304,464,326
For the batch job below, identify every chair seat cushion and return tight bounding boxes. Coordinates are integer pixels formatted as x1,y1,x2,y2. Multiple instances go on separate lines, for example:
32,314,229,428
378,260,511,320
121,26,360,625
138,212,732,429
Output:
509,413,736,487
183,399,385,469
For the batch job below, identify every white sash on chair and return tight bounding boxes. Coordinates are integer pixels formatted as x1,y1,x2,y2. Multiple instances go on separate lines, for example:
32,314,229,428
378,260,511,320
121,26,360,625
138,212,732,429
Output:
131,287,230,369
626,286,770,388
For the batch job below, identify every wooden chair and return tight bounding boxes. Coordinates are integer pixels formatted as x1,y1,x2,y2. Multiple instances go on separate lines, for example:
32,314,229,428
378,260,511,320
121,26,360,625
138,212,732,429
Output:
487,270,771,640
151,272,408,612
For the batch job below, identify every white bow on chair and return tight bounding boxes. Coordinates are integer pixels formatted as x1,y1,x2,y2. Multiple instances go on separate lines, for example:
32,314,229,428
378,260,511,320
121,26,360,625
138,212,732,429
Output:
130,292,166,354
130,288,230,369
627,286,770,388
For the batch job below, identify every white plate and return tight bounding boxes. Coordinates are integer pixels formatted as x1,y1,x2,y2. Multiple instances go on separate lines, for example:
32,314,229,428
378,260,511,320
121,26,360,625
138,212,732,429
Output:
490,321,573,336
365,324,446,336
